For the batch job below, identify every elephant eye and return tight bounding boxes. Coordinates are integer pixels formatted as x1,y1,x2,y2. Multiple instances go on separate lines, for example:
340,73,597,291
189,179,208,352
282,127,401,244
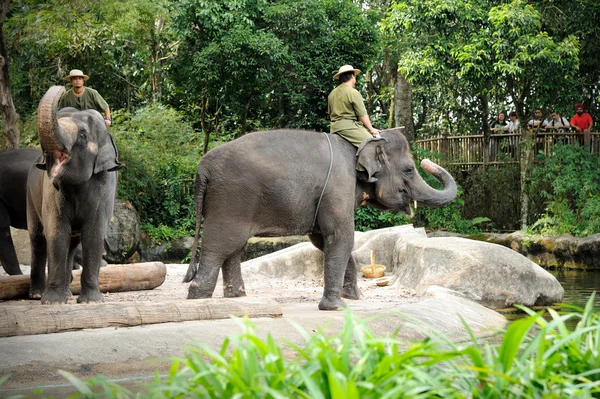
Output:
403,167,415,177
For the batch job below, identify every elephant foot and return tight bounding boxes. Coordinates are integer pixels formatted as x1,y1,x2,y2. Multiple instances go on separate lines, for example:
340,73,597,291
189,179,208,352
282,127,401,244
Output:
29,285,44,300
223,284,247,298
77,290,104,303
341,284,364,300
187,282,214,299
41,288,69,305
318,295,347,311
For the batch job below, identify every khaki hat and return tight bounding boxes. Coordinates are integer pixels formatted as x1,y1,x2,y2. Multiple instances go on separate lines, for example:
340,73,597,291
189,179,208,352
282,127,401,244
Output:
64,69,89,82
333,65,361,80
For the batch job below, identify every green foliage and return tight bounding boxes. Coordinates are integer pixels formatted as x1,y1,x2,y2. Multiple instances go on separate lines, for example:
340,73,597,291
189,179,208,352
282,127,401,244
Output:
111,104,199,237
413,183,490,235
382,0,581,135
461,164,522,231
170,0,380,139
354,206,410,232
19,296,600,398
528,144,600,236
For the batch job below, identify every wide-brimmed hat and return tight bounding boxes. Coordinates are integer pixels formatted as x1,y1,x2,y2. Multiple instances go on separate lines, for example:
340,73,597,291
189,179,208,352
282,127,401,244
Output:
333,65,361,80
64,69,89,82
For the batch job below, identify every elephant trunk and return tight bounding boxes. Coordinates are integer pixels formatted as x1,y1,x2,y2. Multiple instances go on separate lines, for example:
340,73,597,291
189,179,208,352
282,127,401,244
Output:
37,86,67,153
411,159,457,207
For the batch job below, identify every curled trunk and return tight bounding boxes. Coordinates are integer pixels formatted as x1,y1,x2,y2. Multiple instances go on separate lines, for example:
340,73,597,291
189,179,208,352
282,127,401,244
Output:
37,86,65,153
411,159,457,207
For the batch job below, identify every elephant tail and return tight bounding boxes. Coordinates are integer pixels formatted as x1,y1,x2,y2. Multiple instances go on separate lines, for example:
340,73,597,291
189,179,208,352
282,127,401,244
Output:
183,170,207,283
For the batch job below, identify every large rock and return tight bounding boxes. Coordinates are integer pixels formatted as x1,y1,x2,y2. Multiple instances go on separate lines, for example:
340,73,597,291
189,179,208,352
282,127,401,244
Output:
105,201,140,263
394,227,564,308
245,225,564,309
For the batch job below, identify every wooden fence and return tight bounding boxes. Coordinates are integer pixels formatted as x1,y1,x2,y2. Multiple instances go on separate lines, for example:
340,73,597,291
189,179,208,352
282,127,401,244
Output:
416,131,600,168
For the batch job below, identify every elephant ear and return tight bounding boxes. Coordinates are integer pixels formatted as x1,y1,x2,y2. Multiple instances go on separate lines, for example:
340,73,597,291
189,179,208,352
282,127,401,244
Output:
356,136,388,180
95,132,125,174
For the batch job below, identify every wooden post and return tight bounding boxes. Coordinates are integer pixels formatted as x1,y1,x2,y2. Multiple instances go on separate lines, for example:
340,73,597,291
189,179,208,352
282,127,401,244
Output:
0,263,167,300
441,131,449,160
584,131,591,148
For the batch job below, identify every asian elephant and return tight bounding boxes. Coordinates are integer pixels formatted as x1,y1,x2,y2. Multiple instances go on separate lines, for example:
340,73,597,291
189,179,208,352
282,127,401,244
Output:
183,129,457,310
27,86,123,304
0,148,41,275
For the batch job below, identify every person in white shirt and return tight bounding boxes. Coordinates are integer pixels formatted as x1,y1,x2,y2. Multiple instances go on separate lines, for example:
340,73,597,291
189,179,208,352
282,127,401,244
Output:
543,111,571,133
507,111,520,133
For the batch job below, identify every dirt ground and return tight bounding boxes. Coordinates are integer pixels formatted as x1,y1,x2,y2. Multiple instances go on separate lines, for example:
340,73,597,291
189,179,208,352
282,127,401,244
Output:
0,263,419,306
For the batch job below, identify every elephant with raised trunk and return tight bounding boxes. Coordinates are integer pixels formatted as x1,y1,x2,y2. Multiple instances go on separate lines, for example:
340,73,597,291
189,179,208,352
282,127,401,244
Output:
184,129,457,310
27,86,123,304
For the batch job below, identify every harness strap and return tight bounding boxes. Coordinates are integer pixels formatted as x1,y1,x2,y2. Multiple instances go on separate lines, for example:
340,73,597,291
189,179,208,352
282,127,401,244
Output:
310,133,334,234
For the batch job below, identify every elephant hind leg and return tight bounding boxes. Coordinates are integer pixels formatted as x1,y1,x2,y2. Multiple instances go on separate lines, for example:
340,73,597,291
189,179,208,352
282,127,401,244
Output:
222,247,246,298
341,255,363,300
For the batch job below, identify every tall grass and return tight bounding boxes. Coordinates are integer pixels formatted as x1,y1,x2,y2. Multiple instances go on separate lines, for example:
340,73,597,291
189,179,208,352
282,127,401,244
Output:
5,295,599,398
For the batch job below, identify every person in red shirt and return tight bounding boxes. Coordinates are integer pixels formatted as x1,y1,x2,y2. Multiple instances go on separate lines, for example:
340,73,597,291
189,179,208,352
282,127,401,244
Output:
570,103,594,133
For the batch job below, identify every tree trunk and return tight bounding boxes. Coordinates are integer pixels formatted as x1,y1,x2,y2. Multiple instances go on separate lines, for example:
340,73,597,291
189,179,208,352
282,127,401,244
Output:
0,297,283,337
394,72,415,142
0,263,167,300
480,94,490,164
0,0,20,150
519,127,536,229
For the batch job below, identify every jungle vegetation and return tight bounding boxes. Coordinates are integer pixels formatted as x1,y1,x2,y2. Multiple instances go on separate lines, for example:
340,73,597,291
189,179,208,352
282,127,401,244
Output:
1,0,599,239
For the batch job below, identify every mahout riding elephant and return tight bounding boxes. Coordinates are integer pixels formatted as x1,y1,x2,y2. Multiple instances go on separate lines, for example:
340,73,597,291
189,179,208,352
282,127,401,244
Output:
0,148,41,275
27,86,123,304
184,129,457,310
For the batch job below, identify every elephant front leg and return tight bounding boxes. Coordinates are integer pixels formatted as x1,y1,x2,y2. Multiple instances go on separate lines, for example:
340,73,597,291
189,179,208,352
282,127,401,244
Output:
319,234,353,311
341,255,363,300
222,249,246,298
42,230,71,304
28,231,47,299
77,232,104,303
0,222,23,275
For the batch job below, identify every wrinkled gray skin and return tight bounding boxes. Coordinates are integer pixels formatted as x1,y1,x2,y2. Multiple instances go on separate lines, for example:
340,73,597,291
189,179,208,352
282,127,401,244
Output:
27,86,123,304
0,149,87,275
184,129,457,310
0,148,41,275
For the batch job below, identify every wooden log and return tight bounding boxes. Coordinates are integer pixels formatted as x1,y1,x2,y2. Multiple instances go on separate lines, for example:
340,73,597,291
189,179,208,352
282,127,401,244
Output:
0,263,166,300
0,298,283,337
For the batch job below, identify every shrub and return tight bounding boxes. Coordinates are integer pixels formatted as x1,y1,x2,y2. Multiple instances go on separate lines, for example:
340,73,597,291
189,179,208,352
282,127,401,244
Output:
111,104,201,241
528,143,600,236
22,295,600,398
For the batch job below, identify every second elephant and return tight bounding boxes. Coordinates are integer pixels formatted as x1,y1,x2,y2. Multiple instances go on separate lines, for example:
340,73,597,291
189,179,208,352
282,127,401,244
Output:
184,129,457,310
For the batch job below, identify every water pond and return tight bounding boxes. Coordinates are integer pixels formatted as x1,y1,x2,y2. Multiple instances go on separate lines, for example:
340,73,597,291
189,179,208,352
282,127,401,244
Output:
550,269,600,310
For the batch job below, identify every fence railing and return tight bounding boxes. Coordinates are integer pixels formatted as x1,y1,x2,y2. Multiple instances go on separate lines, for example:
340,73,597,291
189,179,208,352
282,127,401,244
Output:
416,131,600,168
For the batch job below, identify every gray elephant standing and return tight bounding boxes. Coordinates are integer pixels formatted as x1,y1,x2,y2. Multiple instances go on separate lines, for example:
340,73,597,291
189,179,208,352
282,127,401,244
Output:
184,129,457,310
27,86,123,304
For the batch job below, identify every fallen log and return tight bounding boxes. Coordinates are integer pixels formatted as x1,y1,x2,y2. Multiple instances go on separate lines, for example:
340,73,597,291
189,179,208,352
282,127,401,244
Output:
0,263,166,300
0,298,283,337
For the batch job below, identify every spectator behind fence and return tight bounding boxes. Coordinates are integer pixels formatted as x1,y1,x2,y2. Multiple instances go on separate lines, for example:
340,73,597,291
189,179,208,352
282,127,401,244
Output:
507,112,520,133
527,108,545,131
570,103,594,134
490,112,508,133
543,111,571,133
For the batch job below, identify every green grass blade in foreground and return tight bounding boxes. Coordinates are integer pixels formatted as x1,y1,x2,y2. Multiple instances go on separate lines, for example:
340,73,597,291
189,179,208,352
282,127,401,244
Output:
497,313,540,373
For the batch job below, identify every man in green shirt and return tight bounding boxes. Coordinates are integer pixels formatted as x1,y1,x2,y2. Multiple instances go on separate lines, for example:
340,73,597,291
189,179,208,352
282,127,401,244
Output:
58,69,112,128
328,65,380,182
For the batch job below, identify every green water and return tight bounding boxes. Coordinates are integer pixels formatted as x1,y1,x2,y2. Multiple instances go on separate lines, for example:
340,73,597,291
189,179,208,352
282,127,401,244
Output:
550,269,600,309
